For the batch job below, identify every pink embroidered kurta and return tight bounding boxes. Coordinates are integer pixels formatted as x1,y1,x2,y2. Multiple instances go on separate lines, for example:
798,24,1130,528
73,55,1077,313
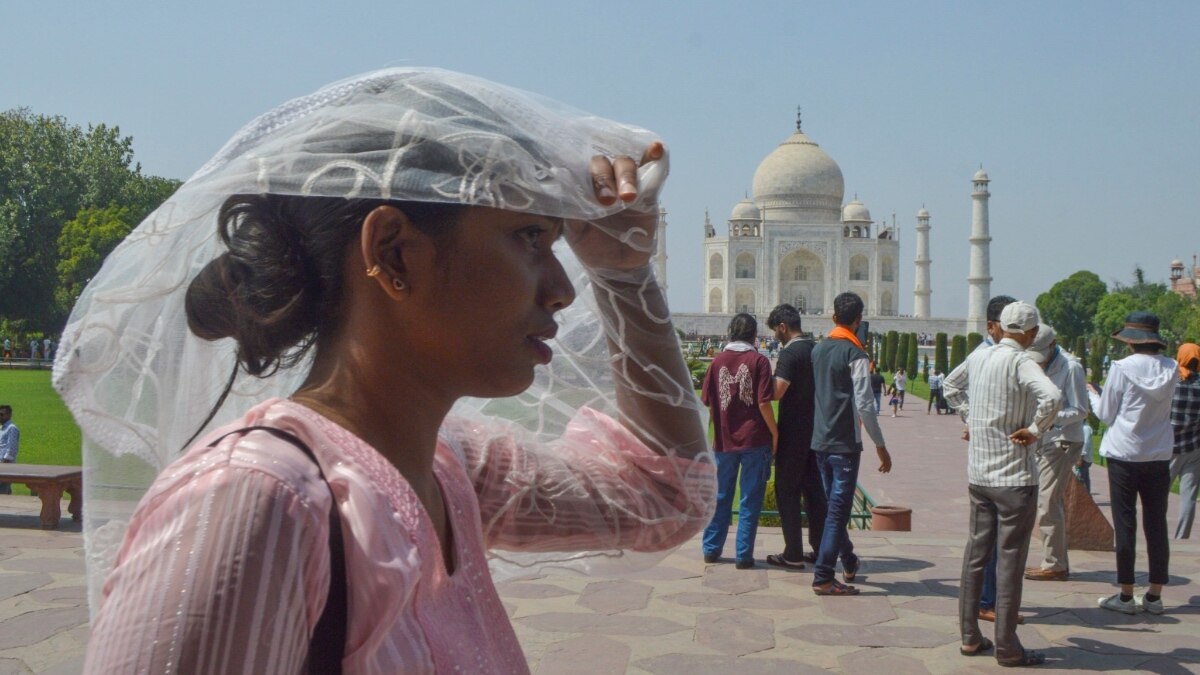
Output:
84,399,709,674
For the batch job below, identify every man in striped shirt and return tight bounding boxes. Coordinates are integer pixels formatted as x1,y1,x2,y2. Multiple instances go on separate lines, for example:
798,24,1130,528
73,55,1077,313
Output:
943,302,1062,667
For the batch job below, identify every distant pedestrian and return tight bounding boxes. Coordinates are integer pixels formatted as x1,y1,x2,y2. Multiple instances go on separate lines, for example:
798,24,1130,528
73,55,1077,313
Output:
43,337,51,361
943,302,1061,667
1090,311,1177,616
810,292,891,596
30,339,39,361
928,369,944,414
764,304,826,569
2,338,10,363
701,313,777,569
894,369,907,409
869,364,885,414
0,405,19,494
1169,342,1200,539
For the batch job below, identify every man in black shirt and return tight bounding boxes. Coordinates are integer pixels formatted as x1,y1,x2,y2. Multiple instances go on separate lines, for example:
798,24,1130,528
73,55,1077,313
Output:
765,304,826,568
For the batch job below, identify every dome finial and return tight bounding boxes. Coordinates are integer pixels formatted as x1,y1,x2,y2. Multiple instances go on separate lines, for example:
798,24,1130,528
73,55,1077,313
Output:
796,105,803,132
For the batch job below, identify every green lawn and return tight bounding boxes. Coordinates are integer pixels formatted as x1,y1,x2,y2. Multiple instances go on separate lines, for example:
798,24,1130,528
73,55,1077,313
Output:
0,369,83,495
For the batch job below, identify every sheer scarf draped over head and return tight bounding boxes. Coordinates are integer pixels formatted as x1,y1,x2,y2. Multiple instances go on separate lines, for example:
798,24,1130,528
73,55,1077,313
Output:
52,68,714,610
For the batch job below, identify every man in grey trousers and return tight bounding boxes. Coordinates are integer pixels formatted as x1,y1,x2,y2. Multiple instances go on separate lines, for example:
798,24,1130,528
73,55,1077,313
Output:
943,302,1062,667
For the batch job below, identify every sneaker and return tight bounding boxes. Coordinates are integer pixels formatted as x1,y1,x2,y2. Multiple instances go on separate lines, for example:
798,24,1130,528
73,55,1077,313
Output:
1136,594,1164,615
735,558,756,569
1098,593,1140,615
703,552,720,564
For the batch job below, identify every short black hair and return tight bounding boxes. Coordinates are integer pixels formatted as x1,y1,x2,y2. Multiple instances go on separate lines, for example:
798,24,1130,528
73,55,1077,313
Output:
728,313,758,342
0,405,11,415
833,292,864,326
986,295,1017,323
767,304,802,332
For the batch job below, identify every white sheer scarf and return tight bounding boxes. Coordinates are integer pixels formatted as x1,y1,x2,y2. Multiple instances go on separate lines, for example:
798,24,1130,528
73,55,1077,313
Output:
51,68,714,611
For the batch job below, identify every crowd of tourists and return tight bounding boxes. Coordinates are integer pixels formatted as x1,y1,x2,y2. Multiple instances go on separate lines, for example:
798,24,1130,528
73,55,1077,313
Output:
697,291,1200,668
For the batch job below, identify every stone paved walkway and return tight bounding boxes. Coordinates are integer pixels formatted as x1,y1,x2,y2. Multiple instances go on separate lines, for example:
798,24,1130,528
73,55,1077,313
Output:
1,406,1198,673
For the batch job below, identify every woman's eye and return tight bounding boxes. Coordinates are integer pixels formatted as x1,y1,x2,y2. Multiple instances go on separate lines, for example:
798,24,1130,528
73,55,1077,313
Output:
519,226,549,248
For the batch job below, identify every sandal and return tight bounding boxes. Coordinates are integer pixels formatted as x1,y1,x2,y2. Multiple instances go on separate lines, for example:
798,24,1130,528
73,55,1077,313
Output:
766,554,805,569
960,637,993,657
997,649,1046,667
843,557,860,583
813,580,859,596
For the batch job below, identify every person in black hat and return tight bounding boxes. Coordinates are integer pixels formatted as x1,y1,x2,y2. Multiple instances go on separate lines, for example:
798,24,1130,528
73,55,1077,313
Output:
1088,311,1178,615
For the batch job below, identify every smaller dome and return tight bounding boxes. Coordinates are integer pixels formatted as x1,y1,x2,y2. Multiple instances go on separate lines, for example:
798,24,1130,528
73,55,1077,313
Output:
731,199,761,221
973,168,990,181
842,199,871,223
917,207,930,218
1172,259,1184,267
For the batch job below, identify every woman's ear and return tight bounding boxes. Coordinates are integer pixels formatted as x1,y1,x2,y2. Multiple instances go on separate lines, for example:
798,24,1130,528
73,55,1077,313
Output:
361,205,419,300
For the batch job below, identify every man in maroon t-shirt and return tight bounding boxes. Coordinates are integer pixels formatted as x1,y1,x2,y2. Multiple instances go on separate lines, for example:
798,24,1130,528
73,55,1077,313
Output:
700,313,777,569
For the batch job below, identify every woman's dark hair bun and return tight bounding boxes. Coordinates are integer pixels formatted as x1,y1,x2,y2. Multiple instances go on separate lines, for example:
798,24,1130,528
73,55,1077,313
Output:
184,195,348,377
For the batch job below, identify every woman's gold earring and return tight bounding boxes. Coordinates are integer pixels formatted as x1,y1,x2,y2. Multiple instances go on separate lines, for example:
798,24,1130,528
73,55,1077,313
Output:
392,278,406,291
366,264,381,277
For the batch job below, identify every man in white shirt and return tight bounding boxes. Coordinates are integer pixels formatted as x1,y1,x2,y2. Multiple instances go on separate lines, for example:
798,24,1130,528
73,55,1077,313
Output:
0,405,20,495
1024,324,1089,582
943,302,1062,667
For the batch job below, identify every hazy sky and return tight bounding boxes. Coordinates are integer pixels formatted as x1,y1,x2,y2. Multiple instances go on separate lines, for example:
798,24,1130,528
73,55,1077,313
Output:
4,1,1197,316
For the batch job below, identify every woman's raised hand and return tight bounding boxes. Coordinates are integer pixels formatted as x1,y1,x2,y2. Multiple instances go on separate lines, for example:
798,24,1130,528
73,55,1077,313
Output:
566,142,665,272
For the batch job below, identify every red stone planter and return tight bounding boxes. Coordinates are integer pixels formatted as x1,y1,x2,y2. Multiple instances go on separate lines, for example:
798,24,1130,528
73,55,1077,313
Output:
870,505,912,531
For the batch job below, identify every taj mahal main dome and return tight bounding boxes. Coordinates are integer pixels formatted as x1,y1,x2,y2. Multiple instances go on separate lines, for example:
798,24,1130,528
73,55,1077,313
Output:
701,115,901,317
751,129,845,219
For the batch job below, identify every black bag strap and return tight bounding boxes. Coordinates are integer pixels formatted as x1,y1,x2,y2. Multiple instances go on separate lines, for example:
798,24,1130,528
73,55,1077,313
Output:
208,425,346,674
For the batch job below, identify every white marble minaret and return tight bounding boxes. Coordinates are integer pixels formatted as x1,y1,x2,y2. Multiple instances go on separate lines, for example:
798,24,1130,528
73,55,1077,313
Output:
654,206,668,291
966,168,992,335
913,207,932,318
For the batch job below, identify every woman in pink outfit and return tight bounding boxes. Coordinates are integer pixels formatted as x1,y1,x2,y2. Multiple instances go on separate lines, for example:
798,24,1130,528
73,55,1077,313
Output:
57,70,715,674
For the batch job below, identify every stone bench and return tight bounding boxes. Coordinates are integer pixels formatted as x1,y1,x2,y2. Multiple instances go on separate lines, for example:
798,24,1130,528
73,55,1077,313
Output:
0,464,82,529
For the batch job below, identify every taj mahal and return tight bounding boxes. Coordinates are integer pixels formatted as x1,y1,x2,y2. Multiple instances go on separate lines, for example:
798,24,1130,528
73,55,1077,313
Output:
665,111,995,338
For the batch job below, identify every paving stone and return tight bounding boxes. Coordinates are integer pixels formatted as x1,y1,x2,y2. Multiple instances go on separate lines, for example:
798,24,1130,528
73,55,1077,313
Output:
1,558,84,575
662,591,810,610
515,612,688,636
0,548,16,564
0,572,53,603
1059,632,1200,661
634,653,826,675
502,601,517,618
534,635,629,674
0,607,89,650
496,582,577,599
701,565,768,594
28,584,87,606
36,656,87,675
784,623,957,648
898,596,959,616
694,608,774,656
622,565,701,581
818,595,898,625
0,659,30,675
1137,656,1200,673
576,580,651,614
0,535,79,550
839,648,931,675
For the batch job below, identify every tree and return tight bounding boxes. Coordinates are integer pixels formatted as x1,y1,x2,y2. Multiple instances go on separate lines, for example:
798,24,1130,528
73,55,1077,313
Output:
934,332,949,374
1035,270,1106,344
0,108,178,331
906,332,919,378
55,205,137,313
967,332,984,353
884,330,899,371
950,335,967,371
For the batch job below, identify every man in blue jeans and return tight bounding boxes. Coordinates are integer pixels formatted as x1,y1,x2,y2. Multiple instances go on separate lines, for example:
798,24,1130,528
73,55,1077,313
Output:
810,293,892,595
700,313,778,569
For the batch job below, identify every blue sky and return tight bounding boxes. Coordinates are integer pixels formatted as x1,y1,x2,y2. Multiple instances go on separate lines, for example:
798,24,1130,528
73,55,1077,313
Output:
4,1,1197,316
